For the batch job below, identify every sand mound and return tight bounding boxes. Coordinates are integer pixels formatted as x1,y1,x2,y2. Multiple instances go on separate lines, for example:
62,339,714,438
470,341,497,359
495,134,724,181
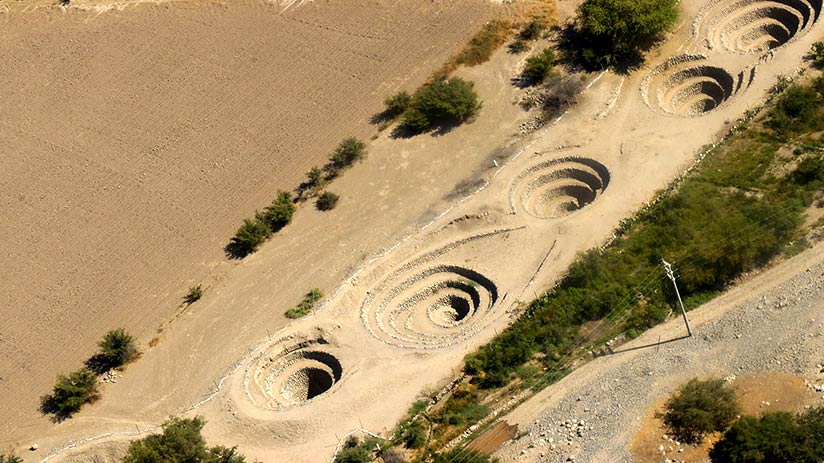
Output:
700,0,822,53
245,338,343,409
510,157,610,219
361,264,500,349
641,55,753,116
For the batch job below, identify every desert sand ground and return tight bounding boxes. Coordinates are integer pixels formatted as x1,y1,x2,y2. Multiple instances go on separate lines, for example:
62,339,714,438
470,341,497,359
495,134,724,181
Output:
2,0,824,462
0,0,501,449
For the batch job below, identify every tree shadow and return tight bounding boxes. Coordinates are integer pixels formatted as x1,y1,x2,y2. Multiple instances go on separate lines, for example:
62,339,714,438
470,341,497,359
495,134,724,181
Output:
40,395,72,422
224,241,251,260
605,334,691,356
369,110,395,126
84,353,114,375
556,23,645,75
389,123,420,140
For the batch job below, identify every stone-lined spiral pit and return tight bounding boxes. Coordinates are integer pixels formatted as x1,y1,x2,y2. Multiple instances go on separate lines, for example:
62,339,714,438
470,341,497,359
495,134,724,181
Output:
361,265,499,349
509,157,610,219
700,0,822,53
641,55,751,117
246,339,343,409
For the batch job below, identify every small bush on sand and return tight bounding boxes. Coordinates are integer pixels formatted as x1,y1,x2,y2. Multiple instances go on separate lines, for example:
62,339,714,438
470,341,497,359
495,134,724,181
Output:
454,20,513,67
230,218,271,257
41,368,99,418
0,454,23,463
517,18,547,41
401,77,481,133
384,91,412,118
316,191,340,211
522,48,557,84
326,138,367,176
284,288,324,319
663,378,740,443
297,166,326,199
98,328,139,368
124,416,248,463
185,284,204,304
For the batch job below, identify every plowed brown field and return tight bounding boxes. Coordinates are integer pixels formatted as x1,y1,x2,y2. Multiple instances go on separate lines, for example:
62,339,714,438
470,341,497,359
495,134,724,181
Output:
0,0,499,442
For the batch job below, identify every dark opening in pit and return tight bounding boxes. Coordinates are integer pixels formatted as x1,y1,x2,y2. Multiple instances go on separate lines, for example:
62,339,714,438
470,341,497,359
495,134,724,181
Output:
448,295,472,321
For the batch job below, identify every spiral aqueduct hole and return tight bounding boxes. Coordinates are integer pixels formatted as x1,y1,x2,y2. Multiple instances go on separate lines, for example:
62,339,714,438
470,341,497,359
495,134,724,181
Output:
246,338,343,409
703,0,822,53
361,263,500,349
510,157,610,219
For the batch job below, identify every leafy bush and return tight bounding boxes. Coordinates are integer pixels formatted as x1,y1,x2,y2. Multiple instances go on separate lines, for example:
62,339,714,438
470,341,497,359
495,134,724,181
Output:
0,454,23,463
384,91,412,118
284,288,324,319
334,436,386,463
792,155,824,185
259,191,296,232
185,284,204,304
517,18,547,41
124,417,248,463
508,39,529,54
316,191,340,211
397,419,427,449
98,328,139,368
576,0,679,69
454,20,512,67
807,41,824,69
710,407,824,463
768,84,823,136
297,165,327,199
663,378,740,443
327,138,367,175
229,218,271,257
522,48,556,84
41,368,99,418
401,77,481,133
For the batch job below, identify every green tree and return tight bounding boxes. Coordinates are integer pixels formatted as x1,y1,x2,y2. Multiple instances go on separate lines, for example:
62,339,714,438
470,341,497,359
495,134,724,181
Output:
522,48,556,84
316,191,340,211
384,91,412,118
0,454,23,463
807,41,824,69
517,18,546,41
402,77,481,132
124,417,247,463
98,328,139,368
663,378,740,443
577,0,679,69
43,368,99,417
230,218,271,257
259,191,295,232
710,412,811,463
768,85,822,135
327,138,367,174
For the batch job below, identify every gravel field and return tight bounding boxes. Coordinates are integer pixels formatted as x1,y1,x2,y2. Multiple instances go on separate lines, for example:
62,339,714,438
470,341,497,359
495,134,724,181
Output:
498,245,824,463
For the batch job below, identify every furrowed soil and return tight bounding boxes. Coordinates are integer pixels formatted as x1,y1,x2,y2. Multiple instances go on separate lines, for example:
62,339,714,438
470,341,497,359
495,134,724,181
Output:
0,0,500,446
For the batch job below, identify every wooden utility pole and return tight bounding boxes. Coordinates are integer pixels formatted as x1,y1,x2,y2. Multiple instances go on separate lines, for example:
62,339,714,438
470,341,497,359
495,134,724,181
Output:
662,258,693,337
